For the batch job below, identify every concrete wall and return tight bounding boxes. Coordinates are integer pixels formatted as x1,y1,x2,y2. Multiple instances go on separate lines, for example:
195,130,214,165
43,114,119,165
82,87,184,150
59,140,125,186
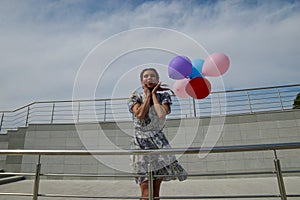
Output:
0,134,8,168
0,109,300,179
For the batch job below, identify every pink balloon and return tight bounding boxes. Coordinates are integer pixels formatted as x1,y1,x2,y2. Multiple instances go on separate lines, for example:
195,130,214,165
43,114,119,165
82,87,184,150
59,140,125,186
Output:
173,79,190,98
202,53,230,76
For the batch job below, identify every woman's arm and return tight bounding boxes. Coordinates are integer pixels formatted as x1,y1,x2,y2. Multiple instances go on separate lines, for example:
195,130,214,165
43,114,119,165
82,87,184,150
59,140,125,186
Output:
152,83,170,119
152,94,169,119
131,85,151,119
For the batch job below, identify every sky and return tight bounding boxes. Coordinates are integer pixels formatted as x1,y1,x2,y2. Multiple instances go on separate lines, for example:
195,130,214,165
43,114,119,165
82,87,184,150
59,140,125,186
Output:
0,0,300,111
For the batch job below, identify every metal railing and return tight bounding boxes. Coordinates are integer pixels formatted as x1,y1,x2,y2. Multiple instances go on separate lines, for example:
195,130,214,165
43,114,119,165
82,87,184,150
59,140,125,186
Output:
0,142,300,199
1,84,300,133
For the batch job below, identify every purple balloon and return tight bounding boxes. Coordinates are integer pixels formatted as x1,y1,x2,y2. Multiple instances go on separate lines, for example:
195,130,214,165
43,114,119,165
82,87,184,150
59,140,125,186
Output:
168,56,192,80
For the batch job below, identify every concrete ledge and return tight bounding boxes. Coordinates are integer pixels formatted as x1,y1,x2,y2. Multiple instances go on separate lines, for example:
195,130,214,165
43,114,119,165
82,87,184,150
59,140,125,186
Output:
0,176,299,199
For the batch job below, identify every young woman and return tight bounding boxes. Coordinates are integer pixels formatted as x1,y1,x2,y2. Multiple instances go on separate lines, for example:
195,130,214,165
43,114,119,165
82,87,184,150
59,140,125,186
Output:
128,68,187,200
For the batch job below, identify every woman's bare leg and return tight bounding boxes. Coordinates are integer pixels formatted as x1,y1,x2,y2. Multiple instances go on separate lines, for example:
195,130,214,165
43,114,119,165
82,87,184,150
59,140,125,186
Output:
153,179,163,200
139,181,149,200
140,179,163,200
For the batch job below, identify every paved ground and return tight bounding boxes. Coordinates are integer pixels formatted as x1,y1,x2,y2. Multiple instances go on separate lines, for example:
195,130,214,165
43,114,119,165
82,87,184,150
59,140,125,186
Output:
0,176,299,200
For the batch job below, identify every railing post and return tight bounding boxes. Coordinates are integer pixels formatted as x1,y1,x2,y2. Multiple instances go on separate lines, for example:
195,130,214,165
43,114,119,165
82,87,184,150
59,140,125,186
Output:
33,155,41,200
277,89,284,110
273,150,287,200
0,113,4,132
25,106,30,126
104,101,107,121
192,98,196,117
246,92,253,114
217,94,222,115
77,102,80,123
50,103,55,124
148,164,154,200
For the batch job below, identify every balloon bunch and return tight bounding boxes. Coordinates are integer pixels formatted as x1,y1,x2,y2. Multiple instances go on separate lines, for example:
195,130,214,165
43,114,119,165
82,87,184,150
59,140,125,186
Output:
168,53,230,99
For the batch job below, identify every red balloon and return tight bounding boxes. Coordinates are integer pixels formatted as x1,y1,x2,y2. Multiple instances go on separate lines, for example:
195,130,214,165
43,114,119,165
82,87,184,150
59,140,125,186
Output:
185,77,211,99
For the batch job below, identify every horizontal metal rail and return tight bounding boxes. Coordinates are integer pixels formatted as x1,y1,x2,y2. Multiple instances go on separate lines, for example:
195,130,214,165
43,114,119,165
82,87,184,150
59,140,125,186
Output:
1,83,300,133
1,142,300,156
0,142,300,199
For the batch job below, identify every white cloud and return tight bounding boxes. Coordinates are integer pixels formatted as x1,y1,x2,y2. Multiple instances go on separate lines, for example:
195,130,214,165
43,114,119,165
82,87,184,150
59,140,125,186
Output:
0,0,299,110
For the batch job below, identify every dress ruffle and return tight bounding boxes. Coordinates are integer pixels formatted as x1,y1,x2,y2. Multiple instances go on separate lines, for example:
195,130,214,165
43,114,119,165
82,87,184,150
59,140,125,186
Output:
131,132,188,184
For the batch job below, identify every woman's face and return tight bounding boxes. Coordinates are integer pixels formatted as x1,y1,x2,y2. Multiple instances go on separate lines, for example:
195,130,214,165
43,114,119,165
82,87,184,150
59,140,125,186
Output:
142,70,158,88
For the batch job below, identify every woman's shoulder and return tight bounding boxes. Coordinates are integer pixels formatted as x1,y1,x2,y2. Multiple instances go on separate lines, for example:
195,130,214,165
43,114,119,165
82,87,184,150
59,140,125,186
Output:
129,90,142,98
128,90,144,103
158,91,172,98
157,91,173,104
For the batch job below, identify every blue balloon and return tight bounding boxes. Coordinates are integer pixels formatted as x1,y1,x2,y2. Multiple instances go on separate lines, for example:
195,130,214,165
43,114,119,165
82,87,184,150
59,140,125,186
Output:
189,67,202,79
188,59,204,79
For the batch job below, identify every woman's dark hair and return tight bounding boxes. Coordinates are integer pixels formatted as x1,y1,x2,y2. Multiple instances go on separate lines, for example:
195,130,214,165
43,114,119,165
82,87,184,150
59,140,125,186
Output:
140,68,160,82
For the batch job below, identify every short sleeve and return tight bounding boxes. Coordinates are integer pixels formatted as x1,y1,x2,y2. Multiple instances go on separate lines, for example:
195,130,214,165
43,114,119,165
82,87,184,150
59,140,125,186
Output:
128,91,142,113
161,92,172,105
160,92,172,114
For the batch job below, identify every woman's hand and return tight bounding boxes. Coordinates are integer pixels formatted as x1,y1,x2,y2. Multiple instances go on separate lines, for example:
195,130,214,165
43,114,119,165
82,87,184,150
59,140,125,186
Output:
142,84,151,97
151,82,161,95
151,82,170,119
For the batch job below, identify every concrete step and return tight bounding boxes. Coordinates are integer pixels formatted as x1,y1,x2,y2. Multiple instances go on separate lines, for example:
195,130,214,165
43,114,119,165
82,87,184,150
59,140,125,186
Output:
0,169,25,185
0,176,25,185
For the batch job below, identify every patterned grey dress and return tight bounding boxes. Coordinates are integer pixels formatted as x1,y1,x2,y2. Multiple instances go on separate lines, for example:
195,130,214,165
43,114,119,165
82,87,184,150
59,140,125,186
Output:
128,90,188,184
